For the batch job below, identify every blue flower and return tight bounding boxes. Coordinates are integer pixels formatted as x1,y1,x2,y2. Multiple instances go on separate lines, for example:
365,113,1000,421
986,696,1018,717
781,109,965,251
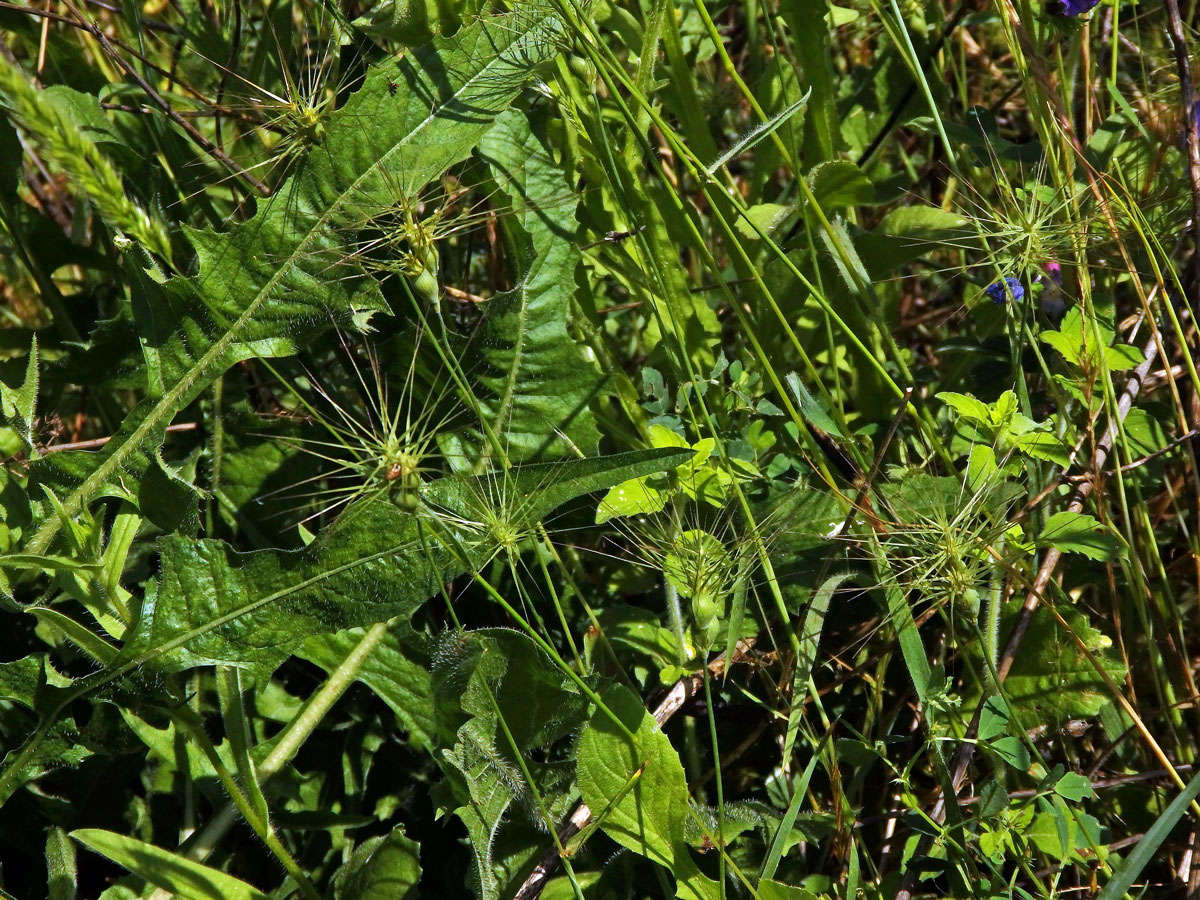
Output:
1054,0,1100,15
985,277,1025,305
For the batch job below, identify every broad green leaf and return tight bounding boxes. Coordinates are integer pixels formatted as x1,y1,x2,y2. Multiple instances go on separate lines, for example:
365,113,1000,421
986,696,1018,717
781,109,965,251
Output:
855,205,972,275
576,684,719,900
1105,343,1147,370
71,829,268,900
331,828,421,900
476,108,602,460
1041,307,1144,375
977,695,1010,742
1014,432,1071,467
588,605,685,670
808,160,874,210
24,12,564,554
1054,772,1094,802
735,202,794,239
1025,808,1105,864
999,601,1125,728
1037,511,1122,561
966,445,998,493
595,475,667,523
937,391,990,424
988,736,1030,771
123,448,691,675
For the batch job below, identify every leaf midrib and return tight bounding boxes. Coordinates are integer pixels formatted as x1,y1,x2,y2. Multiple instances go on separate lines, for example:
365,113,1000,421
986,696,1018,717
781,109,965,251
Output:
26,15,553,555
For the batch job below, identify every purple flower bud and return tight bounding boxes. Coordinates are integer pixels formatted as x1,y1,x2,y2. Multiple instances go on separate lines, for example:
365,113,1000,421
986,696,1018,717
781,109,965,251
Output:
985,277,1025,305
1054,0,1100,15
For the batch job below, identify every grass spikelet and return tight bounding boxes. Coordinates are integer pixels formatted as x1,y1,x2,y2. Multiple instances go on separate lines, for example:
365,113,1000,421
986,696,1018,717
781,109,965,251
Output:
0,54,172,262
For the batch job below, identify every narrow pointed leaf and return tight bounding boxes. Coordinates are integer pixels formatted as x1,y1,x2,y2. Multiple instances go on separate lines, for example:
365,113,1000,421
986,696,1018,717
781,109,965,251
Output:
71,829,268,900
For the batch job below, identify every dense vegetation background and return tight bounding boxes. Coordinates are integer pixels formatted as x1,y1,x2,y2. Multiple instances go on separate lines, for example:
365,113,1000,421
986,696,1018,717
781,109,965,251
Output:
1,0,1199,897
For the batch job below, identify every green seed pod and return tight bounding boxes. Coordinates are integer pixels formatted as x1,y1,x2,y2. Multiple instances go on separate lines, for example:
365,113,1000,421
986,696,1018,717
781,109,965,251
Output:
566,53,596,84
409,265,439,306
954,586,980,622
692,590,720,629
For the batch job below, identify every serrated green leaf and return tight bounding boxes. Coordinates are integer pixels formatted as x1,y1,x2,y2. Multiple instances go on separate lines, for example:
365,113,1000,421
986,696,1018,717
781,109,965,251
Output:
123,448,690,675
1037,511,1122,561
431,629,588,900
71,830,268,900
1104,343,1147,371
476,108,602,461
24,12,564,554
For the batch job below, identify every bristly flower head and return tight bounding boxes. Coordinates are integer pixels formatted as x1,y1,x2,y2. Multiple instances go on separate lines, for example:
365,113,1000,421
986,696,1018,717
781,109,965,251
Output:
985,276,1025,305
1054,0,1100,15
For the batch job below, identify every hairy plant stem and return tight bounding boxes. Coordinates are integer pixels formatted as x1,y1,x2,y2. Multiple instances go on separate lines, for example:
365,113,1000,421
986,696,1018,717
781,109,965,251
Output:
664,580,689,667
169,705,321,900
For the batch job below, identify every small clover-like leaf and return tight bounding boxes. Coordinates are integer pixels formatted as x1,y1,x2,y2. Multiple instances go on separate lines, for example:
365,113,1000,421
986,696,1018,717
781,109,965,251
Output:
1054,772,1095,802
